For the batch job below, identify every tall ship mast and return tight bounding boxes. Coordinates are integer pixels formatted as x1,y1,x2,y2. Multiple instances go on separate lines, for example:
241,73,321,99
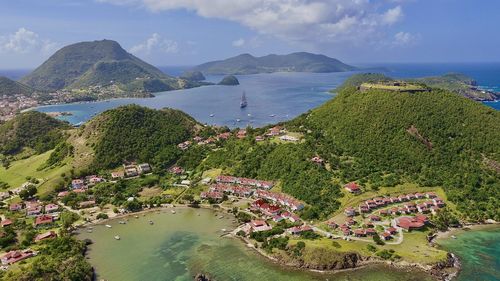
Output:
240,91,247,108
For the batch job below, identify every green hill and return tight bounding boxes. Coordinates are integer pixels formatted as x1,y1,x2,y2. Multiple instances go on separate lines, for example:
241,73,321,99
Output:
81,105,200,169
218,75,239,85
303,86,500,220
0,76,34,96
20,39,194,93
0,111,69,155
193,52,356,75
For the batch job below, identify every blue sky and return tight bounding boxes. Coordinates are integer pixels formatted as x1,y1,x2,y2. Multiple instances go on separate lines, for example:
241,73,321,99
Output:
0,0,499,68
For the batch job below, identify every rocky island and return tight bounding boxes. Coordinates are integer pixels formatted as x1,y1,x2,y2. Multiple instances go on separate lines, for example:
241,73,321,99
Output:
218,75,240,85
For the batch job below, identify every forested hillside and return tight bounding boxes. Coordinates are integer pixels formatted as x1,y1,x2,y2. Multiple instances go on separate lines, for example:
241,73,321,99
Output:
83,105,199,169
0,111,69,155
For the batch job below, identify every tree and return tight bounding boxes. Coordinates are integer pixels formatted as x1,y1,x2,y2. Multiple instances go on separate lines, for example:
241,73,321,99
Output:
60,211,80,229
373,234,385,245
19,184,37,200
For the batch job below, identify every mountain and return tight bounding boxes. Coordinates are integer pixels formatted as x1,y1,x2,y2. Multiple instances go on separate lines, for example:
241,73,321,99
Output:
20,40,196,94
180,71,206,81
0,111,69,155
193,52,356,75
79,105,200,169
0,76,34,97
218,75,239,85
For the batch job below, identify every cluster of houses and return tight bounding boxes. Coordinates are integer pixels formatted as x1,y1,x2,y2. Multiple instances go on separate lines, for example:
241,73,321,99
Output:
328,217,402,241
344,192,446,217
6,200,61,228
1,249,36,265
111,163,151,179
178,132,233,150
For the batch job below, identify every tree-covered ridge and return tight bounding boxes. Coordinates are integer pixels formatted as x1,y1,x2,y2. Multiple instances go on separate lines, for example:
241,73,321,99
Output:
0,111,69,155
193,52,357,75
0,76,34,97
333,73,393,92
86,104,199,169
302,86,500,220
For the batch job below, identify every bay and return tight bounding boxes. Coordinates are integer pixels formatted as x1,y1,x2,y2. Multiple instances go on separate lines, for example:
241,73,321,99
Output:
78,208,433,281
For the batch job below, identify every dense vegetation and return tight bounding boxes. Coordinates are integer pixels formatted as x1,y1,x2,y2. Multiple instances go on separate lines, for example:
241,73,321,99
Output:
20,39,193,93
1,236,93,281
0,111,69,155
218,75,240,85
202,139,341,219
86,105,198,169
301,86,500,220
193,52,356,75
333,73,393,92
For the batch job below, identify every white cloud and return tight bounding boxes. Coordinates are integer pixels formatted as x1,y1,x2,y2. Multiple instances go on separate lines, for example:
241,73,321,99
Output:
393,31,419,46
99,0,407,46
130,33,178,54
0,28,57,54
232,38,245,47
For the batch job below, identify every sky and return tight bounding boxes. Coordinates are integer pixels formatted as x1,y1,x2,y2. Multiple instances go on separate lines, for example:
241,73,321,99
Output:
0,0,499,69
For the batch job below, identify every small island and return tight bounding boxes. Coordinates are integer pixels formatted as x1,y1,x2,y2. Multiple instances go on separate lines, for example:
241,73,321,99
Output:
218,75,240,86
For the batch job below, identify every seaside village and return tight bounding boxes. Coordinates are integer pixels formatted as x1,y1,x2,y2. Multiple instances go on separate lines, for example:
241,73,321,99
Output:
0,125,447,269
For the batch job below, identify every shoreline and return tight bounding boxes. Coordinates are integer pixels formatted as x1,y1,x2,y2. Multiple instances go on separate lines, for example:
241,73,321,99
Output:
74,205,497,280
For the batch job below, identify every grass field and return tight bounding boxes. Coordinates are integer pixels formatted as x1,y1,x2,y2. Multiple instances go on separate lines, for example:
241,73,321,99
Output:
0,150,71,196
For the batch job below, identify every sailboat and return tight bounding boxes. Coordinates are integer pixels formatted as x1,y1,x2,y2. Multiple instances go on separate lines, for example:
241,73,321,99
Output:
240,91,247,108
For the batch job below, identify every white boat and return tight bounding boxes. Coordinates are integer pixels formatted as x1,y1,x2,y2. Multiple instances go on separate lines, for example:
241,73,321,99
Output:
240,91,248,108
236,119,241,122
119,221,126,224
171,210,176,214
247,113,252,117
209,114,215,117
269,114,276,117
134,215,139,219
114,235,120,240
105,224,112,228
451,235,457,239
87,229,93,233
149,220,154,225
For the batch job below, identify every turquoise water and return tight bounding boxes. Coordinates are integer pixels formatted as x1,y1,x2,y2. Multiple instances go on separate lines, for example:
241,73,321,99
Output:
438,226,500,281
78,208,434,281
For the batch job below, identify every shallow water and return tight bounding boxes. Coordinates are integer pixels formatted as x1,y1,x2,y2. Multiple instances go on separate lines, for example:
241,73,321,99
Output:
78,208,434,281
437,226,500,281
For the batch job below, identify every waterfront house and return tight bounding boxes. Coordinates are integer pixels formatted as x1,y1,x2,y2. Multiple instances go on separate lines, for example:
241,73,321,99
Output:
78,200,96,209
344,182,361,194
200,191,224,201
248,220,272,232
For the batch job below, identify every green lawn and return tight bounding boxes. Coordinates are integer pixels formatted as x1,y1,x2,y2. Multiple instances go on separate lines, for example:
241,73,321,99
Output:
0,150,71,196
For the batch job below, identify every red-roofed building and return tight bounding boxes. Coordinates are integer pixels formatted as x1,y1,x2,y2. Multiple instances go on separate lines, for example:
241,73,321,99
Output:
344,182,361,194
34,215,53,227
1,219,13,228
354,229,366,237
1,250,34,265
57,191,69,197
287,225,312,235
344,207,356,217
386,227,397,234
35,231,57,242
365,228,377,236
396,216,426,231
381,232,392,240
370,215,381,222
9,203,23,212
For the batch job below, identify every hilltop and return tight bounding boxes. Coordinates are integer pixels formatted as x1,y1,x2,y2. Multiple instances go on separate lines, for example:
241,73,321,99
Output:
335,73,500,101
0,76,34,97
0,111,69,156
193,52,356,75
20,40,200,94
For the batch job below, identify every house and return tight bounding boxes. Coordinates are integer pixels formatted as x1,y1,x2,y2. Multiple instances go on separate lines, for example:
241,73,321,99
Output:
236,130,247,139
1,249,34,265
78,200,96,209
267,126,282,136
26,205,42,216
386,227,397,234
426,192,437,199
217,132,231,140
35,231,57,242
381,232,392,240
396,216,427,231
287,225,312,235
353,229,366,237
417,204,429,213
71,179,85,189
365,228,377,236
433,198,446,207
88,175,103,185
279,135,299,142
169,166,185,175
9,203,23,212
111,171,124,179
178,140,192,150
370,215,381,222
390,207,400,215
344,207,356,217
44,203,59,213
57,191,69,198
327,221,337,229
379,209,389,216
0,191,10,200
137,163,151,174
200,191,224,201
272,215,284,222
249,220,272,232
180,180,191,186
346,217,356,226
344,182,361,194
311,156,324,164
1,219,13,228
255,135,265,142
34,215,53,227
359,204,370,213
124,166,139,177
281,212,300,223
